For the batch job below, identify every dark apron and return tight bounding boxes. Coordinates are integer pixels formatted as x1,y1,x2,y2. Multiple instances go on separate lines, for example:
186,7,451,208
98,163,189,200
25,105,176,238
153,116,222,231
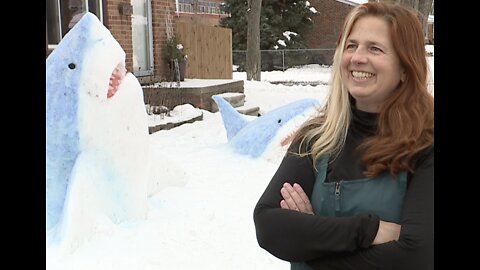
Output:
291,156,407,270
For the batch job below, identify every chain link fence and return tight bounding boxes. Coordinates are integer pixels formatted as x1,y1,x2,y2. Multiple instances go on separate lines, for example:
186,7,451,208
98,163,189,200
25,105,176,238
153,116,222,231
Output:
233,48,335,72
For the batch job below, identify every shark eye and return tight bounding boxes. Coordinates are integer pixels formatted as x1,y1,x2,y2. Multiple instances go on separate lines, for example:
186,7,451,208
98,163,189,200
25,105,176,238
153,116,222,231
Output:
68,63,76,70
277,119,282,123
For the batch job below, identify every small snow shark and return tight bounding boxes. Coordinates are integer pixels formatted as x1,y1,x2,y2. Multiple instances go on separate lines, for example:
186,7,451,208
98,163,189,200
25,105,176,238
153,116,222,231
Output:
46,13,150,251
212,95,320,158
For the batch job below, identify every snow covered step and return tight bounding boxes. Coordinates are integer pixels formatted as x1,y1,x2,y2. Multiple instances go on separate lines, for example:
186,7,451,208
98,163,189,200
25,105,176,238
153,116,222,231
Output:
211,92,246,112
236,105,260,116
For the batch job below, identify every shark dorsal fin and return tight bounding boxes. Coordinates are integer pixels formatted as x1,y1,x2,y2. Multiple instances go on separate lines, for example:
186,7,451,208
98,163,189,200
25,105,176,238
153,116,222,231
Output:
212,95,249,141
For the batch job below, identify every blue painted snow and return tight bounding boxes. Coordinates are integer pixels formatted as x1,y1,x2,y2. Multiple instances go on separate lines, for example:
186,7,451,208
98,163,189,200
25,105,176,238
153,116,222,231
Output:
212,95,319,158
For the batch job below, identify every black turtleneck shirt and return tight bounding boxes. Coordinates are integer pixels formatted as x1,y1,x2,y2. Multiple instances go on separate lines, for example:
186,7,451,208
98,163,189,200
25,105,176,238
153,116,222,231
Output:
253,106,434,269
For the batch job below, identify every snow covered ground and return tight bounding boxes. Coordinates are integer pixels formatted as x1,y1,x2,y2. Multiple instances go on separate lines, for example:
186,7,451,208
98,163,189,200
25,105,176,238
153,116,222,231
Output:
47,46,433,269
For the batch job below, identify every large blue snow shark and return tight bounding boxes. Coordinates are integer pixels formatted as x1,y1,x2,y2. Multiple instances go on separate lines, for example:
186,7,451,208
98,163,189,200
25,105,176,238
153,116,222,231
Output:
212,95,320,158
46,13,150,251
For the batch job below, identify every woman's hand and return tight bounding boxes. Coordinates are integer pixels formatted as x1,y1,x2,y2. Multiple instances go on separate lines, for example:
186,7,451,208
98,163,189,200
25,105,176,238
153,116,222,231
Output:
280,182,314,215
372,220,401,245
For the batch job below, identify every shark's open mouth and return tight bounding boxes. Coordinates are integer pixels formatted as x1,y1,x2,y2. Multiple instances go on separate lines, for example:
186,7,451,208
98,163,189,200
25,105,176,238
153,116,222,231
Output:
107,63,127,99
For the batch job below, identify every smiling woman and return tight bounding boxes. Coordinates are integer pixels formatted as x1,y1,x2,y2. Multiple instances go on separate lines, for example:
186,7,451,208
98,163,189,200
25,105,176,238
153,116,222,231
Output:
341,15,406,113
253,2,434,270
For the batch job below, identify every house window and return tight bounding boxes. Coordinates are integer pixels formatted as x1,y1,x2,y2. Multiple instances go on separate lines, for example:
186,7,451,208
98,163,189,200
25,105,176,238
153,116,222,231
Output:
178,0,194,13
176,0,226,15
46,0,103,48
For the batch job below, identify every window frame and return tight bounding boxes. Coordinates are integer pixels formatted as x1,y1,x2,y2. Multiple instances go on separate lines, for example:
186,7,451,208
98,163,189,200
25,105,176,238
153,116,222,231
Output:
46,0,104,49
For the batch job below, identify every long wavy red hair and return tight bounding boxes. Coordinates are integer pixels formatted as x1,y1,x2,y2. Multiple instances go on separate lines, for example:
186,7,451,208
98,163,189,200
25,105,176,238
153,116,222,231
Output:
354,3,434,176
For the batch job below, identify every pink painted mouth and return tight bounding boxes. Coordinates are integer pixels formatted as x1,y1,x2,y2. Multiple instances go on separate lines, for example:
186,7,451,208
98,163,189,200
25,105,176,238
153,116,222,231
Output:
107,63,126,99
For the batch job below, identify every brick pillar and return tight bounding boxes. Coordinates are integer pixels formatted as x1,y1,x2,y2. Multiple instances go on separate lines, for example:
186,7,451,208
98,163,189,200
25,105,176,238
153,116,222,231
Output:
104,0,134,72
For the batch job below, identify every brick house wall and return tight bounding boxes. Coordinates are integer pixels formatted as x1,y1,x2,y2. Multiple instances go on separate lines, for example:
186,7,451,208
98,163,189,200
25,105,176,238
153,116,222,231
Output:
150,0,177,82
104,0,135,73
47,0,201,83
105,0,176,82
306,0,356,49
307,1,434,47
107,0,227,83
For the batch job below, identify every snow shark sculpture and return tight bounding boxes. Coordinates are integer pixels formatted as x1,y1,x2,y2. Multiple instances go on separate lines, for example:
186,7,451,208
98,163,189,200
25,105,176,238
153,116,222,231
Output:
46,13,150,251
212,95,320,158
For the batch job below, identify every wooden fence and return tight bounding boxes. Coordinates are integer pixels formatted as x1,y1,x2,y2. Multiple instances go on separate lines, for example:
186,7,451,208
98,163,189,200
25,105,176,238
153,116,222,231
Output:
176,22,232,79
